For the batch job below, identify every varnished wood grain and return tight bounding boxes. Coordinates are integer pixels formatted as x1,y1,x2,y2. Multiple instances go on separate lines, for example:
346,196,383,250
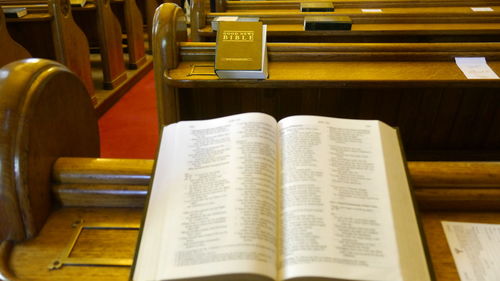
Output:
225,0,500,10
53,158,153,185
153,3,500,159
50,158,500,211
0,59,99,241
0,10,30,67
123,0,147,68
95,0,128,89
49,0,96,103
192,0,500,42
152,3,187,127
3,0,96,101
8,207,142,281
2,186,500,281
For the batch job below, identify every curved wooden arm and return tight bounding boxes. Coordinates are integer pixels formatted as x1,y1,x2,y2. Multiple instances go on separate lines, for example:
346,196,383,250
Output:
152,3,187,127
51,157,500,211
0,59,99,242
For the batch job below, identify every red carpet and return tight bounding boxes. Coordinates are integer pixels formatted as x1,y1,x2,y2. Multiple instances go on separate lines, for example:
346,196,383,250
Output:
98,70,159,159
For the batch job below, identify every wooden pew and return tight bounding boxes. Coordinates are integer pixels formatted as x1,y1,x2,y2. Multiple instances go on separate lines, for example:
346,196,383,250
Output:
0,8,30,66
2,0,96,102
4,0,147,69
0,58,499,281
220,0,500,11
137,0,181,53
59,0,129,89
109,0,148,69
156,3,500,160
190,0,500,42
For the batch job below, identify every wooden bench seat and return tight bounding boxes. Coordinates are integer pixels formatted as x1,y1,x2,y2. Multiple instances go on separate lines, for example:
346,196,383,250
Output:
157,3,500,160
0,58,499,281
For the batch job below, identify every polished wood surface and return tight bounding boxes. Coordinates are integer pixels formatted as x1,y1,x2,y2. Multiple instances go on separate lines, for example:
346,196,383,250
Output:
223,0,500,10
0,55,499,281
53,157,152,207
0,9,30,67
191,0,500,42
49,0,96,103
95,0,127,89
51,158,500,211
155,3,500,159
152,2,187,127
5,207,142,281
3,0,96,99
123,0,147,68
0,59,99,241
1,207,499,281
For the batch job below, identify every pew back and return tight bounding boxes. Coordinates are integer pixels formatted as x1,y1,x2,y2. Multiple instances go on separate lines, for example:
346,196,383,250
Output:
155,3,500,160
190,0,500,42
3,0,96,100
0,59,99,242
0,7,30,66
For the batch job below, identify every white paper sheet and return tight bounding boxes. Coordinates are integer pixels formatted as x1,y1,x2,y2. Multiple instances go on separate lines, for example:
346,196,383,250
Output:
470,7,494,11
361,8,382,12
442,221,500,281
455,57,499,79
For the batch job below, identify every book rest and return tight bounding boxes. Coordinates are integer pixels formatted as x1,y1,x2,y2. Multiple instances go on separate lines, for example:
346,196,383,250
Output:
0,58,500,280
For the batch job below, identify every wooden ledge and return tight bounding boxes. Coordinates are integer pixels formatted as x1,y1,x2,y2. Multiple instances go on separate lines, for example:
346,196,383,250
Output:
51,158,500,210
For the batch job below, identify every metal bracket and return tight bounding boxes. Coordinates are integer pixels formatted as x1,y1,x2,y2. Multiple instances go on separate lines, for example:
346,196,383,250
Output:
48,219,140,270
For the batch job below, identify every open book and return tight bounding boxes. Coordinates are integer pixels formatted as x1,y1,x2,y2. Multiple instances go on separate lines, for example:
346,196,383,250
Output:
132,113,433,281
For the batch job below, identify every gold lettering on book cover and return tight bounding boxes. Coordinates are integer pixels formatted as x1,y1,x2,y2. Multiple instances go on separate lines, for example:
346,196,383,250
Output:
222,31,255,42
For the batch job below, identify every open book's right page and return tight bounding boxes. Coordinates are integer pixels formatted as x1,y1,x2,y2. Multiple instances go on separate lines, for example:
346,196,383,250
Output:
277,116,431,281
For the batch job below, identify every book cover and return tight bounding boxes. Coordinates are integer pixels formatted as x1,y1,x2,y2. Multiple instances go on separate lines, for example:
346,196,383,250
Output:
211,16,239,31
2,7,27,18
300,2,334,12
70,0,87,7
215,21,265,73
304,15,352,30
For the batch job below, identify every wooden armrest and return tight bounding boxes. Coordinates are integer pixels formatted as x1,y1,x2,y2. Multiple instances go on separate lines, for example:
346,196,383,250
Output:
52,158,500,211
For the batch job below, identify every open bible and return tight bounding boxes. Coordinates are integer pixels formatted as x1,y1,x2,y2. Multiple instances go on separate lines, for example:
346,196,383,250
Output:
132,113,433,281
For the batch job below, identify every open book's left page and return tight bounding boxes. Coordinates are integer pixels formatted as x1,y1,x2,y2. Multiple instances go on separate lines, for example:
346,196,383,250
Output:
133,113,279,281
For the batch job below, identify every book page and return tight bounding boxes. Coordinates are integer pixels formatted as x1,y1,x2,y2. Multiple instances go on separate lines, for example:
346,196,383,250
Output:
135,113,278,281
277,116,402,281
159,112,278,280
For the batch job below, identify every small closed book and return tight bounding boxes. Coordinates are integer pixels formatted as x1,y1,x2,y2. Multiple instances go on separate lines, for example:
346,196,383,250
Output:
2,7,27,18
215,21,268,79
304,15,352,30
300,2,334,12
211,16,239,31
70,0,87,7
